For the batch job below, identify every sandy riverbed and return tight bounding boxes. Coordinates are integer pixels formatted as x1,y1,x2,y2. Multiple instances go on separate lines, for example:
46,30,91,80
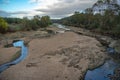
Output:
0,47,19,65
0,30,107,80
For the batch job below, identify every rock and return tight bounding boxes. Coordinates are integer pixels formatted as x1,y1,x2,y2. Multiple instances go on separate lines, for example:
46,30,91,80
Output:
109,40,117,48
109,40,120,54
46,30,55,34
96,37,110,46
56,31,65,33
26,63,38,67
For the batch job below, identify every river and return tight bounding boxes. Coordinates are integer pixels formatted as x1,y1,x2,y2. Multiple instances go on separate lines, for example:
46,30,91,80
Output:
0,24,119,80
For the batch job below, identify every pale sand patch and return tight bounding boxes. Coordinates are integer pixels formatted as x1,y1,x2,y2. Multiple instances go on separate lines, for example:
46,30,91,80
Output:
0,32,107,80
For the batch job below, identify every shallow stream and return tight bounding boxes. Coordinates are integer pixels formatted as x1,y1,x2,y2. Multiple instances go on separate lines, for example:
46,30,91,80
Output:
0,40,28,73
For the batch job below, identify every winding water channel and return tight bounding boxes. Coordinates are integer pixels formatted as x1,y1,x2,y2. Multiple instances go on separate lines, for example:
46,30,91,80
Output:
0,40,28,73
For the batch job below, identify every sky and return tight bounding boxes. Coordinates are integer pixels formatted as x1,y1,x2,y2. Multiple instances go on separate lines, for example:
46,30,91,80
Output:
0,0,97,19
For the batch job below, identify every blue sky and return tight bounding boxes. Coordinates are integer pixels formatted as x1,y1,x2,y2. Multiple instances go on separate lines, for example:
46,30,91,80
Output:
1,0,36,12
0,0,97,19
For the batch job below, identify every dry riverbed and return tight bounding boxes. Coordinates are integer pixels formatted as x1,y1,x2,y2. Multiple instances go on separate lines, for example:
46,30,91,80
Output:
0,27,108,80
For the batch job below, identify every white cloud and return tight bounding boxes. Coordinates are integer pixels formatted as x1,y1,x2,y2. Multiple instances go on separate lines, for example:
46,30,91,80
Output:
34,0,97,18
10,10,42,18
0,0,97,19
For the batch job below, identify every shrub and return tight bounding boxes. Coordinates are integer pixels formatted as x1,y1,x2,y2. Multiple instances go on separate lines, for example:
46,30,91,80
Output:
112,24,120,37
40,16,51,27
0,17,8,33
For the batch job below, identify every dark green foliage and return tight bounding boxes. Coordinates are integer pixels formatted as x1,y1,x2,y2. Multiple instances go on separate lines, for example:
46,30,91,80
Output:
4,17,22,24
60,11,120,38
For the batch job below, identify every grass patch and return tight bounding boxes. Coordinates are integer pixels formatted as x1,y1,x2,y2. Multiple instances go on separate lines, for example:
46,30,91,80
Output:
4,43,13,48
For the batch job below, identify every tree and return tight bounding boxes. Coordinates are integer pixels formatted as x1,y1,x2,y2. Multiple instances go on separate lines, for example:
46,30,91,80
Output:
40,16,51,27
100,10,115,31
21,17,31,30
33,15,41,25
0,17,8,33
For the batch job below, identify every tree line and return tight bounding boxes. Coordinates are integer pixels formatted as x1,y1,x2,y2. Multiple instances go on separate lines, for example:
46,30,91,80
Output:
0,15,51,33
59,10,120,38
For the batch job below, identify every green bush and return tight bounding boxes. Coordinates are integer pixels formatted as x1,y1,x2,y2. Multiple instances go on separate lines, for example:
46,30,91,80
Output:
0,17,8,33
21,15,51,31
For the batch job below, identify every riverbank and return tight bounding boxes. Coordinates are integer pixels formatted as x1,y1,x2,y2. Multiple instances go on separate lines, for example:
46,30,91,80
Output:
0,27,108,80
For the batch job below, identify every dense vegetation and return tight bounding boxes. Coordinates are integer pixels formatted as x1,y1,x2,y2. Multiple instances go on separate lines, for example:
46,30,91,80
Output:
0,15,51,33
60,11,120,38
1,10,120,38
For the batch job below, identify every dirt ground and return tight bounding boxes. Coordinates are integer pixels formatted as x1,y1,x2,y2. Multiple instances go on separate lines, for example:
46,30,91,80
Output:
0,30,107,80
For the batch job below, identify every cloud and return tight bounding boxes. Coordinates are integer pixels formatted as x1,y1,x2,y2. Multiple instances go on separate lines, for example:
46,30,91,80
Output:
0,10,11,17
10,11,29,14
10,11,41,18
35,0,97,18
1,0,97,18
29,0,40,3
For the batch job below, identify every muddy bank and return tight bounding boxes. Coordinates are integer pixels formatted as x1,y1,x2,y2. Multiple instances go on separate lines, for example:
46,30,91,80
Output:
0,32,108,80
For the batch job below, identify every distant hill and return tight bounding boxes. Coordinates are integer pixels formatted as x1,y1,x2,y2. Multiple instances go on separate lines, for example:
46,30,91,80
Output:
85,0,120,15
